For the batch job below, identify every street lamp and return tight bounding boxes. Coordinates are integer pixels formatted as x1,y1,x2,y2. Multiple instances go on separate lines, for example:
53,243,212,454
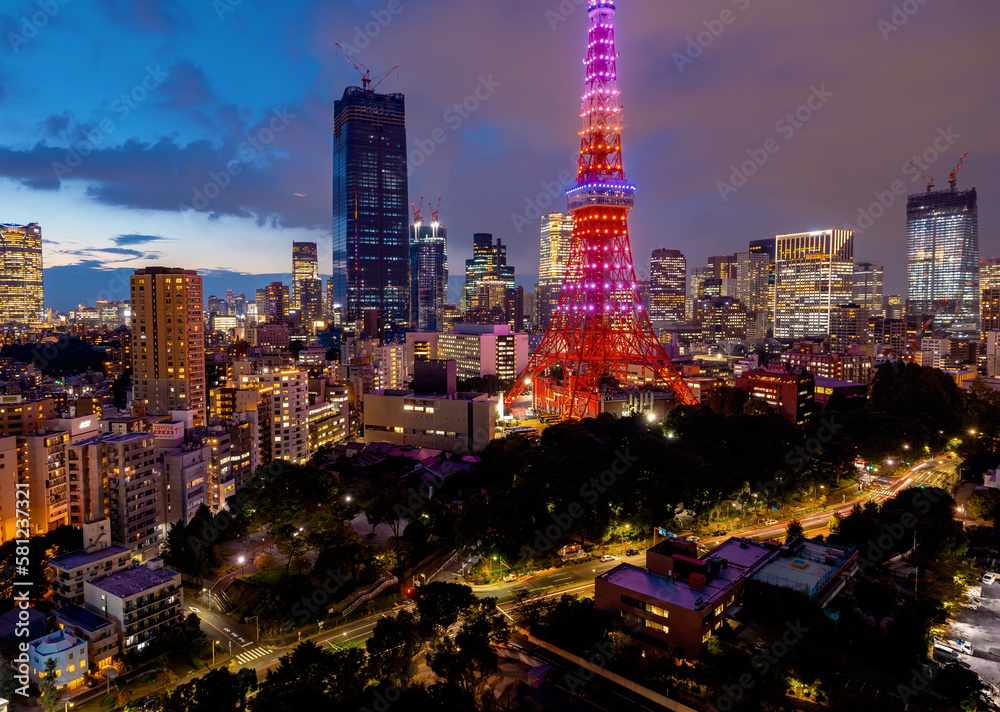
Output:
64,702,74,712
237,556,246,576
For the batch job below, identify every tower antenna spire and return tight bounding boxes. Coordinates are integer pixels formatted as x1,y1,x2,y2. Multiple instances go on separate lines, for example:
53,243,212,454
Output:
505,0,697,419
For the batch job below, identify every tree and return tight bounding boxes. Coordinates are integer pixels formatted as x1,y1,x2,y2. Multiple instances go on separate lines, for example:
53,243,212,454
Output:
785,520,804,543
273,523,307,574
967,488,1000,521
933,664,985,710
39,659,60,712
416,582,476,636
0,654,17,702
165,666,257,712
366,610,422,680
853,577,898,629
254,553,276,571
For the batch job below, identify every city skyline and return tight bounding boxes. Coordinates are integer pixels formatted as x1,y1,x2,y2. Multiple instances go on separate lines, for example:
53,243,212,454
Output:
1,1,997,310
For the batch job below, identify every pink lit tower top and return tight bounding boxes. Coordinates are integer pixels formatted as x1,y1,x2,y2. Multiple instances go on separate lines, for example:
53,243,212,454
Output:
505,0,697,420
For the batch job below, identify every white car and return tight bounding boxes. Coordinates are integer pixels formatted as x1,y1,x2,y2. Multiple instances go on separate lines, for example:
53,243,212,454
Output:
600,555,618,562
983,572,996,585
765,519,779,526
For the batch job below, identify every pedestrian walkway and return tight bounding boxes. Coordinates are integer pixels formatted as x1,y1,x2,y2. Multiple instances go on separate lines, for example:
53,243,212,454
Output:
232,645,273,666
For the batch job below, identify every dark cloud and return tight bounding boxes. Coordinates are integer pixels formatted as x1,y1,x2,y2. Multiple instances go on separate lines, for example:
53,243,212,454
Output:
99,0,187,33
111,234,170,246
154,60,214,109
42,112,72,138
62,246,145,259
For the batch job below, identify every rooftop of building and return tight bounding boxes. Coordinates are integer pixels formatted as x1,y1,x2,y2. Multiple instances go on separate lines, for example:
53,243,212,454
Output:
49,543,132,572
372,389,495,402
53,604,115,633
85,561,180,598
69,432,153,448
600,538,774,611
750,538,855,598
813,376,867,389
29,628,85,655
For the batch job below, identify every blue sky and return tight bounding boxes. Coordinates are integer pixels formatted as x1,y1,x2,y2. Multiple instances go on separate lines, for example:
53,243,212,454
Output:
1,0,998,309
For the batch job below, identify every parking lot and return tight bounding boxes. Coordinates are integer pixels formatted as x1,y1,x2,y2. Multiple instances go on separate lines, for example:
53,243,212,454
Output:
945,577,1000,693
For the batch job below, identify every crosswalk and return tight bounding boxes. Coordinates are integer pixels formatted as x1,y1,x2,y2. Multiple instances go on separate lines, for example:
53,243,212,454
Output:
232,646,273,666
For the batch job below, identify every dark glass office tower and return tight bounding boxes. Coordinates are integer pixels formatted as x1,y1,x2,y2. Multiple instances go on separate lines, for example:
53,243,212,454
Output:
332,87,409,329
906,187,979,336
409,220,448,331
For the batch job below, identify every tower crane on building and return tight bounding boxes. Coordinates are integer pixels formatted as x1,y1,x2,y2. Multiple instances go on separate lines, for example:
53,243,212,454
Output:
334,42,399,93
430,197,442,225
908,160,935,193
411,196,425,225
949,152,969,191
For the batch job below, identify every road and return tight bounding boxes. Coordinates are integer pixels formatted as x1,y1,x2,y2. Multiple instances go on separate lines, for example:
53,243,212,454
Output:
187,454,960,676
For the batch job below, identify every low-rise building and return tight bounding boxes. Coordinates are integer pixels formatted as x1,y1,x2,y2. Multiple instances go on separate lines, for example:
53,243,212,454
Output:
364,389,496,454
734,369,814,423
53,603,119,671
48,544,133,607
27,628,89,691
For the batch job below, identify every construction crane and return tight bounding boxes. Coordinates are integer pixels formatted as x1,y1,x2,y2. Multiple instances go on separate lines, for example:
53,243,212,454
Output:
411,196,425,225
334,42,399,93
908,160,935,193
949,152,969,191
430,197,442,224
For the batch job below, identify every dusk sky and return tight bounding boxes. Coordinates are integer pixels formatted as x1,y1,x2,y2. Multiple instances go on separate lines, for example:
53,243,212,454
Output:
1,0,997,309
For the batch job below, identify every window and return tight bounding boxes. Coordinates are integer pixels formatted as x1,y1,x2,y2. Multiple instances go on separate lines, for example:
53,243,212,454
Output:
714,604,724,616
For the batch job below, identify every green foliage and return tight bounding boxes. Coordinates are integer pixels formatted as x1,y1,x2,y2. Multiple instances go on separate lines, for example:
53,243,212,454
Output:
1,336,109,375
160,506,222,578
852,577,898,628
967,487,1000,521
785,519,804,543
416,582,477,635
164,666,257,712
39,659,60,712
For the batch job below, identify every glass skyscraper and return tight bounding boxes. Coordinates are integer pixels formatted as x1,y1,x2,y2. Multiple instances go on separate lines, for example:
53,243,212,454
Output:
463,233,514,312
409,220,448,331
649,249,686,322
774,229,854,339
332,87,409,329
0,222,44,329
292,241,321,323
852,261,884,319
906,187,979,336
536,213,573,332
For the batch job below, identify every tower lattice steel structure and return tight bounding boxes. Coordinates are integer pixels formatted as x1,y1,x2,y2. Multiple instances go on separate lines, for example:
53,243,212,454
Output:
505,0,697,419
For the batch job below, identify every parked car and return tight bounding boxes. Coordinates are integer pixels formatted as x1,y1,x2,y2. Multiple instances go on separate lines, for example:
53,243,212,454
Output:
600,554,618,562
625,548,640,557
713,530,727,537
983,572,996,585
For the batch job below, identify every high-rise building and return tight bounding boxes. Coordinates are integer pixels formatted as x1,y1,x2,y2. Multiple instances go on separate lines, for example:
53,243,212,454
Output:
707,255,737,280
852,262,885,319
829,303,868,354
537,213,573,332
649,249,686,322
906,187,979,336
736,251,771,339
0,222,44,328
982,287,1000,334
258,282,289,325
981,258,1000,291
463,233,514,312
773,230,854,339
409,218,448,331
687,266,712,319
332,87,409,328
292,242,322,324
885,294,904,320
130,268,207,425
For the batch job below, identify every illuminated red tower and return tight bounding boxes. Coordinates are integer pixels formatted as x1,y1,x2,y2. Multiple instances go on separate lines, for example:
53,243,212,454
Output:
505,0,697,419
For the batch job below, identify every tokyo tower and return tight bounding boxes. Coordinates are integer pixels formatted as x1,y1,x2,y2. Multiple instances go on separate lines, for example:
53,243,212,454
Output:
504,0,697,419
